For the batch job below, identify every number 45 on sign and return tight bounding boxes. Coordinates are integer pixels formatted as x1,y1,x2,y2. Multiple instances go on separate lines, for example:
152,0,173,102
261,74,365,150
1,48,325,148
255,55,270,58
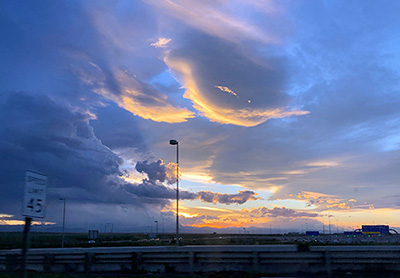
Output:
22,171,47,218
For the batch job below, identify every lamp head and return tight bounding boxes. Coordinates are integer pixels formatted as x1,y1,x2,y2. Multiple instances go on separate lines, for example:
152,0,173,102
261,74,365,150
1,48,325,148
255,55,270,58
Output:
169,139,178,145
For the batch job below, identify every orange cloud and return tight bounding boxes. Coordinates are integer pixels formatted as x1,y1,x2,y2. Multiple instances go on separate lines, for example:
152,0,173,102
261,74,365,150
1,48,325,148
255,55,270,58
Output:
165,56,309,127
179,204,321,229
243,206,319,218
0,214,55,226
77,63,195,123
295,191,357,211
116,70,195,123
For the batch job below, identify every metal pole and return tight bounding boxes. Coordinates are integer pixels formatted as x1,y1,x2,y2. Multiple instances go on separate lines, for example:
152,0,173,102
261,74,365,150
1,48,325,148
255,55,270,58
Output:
169,139,180,245
60,198,66,248
21,217,32,278
329,215,332,241
155,221,158,237
337,219,339,233
176,142,179,245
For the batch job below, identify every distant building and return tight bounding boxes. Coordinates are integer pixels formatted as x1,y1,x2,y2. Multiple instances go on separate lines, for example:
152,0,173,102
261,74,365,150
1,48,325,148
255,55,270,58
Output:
362,225,389,235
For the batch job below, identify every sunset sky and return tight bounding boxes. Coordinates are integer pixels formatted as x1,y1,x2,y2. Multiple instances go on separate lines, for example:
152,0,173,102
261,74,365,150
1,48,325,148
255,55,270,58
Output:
1,0,400,233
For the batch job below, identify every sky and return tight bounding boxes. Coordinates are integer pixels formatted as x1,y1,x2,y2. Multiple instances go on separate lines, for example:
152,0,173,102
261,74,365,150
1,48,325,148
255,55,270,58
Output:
1,0,400,233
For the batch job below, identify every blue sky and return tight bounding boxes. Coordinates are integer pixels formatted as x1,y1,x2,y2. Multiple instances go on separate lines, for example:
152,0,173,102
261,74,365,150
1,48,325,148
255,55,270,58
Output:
1,0,400,233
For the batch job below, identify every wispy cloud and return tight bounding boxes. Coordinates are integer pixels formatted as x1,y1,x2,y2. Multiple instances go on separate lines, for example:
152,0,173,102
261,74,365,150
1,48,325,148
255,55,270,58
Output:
294,191,358,211
143,0,281,45
77,64,195,123
215,85,238,97
243,206,319,218
151,37,172,48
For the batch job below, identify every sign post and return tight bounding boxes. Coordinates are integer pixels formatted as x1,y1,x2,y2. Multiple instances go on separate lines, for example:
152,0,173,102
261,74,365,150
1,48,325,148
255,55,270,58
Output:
21,171,47,278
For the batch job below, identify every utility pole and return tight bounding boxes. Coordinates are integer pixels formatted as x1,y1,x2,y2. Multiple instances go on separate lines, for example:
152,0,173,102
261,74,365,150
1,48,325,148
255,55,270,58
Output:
59,198,66,248
169,139,180,245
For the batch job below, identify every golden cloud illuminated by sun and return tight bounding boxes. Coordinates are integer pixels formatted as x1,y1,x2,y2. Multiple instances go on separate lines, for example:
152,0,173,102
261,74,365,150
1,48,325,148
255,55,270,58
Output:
120,90,194,123
79,64,195,123
165,56,309,127
294,191,359,211
0,219,55,226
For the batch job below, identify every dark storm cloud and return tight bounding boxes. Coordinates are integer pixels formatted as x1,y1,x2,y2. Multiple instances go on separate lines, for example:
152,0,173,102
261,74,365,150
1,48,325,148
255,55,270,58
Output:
126,178,260,205
0,91,176,220
0,92,117,203
135,160,175,184
124,179,196,200
197,190,260,205
90,103,146,151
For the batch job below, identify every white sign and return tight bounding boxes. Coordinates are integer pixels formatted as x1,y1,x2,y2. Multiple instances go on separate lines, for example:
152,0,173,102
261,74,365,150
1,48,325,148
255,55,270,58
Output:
22,171,47,218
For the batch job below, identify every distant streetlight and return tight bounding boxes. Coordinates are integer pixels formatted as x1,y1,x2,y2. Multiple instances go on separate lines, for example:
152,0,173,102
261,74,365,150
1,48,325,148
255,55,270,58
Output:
155,221,158,237
59,198,66,248
169,139,179,245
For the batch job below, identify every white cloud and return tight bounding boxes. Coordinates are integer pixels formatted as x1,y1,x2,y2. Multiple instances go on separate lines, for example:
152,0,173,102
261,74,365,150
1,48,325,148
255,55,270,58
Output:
151,37,172,48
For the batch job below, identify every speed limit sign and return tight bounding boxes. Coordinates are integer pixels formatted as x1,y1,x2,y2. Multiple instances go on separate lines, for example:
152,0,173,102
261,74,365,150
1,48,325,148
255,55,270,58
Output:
22,170,47,218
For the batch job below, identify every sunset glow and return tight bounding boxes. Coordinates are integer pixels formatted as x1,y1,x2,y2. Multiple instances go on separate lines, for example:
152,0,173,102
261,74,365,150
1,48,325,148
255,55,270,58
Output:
1,0,400,234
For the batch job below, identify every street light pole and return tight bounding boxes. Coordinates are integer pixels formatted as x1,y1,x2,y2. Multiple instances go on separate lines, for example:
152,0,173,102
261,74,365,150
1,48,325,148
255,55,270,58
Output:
169,139,179,245
59,198,66,248
155,220,158,237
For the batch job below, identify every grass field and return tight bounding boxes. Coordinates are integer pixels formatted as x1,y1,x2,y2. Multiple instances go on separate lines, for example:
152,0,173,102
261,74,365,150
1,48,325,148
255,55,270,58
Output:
0,232,282,249
0,271,268,278
1,231,399,250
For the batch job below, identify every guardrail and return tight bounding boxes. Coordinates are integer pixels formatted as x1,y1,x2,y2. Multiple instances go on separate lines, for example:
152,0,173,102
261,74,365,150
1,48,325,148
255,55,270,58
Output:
1,245,400,275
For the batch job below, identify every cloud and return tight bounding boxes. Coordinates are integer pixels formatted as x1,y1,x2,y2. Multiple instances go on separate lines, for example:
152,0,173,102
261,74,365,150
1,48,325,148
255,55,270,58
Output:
0,91,180,222
135,159,177,184
123,178,260,205
215,86,238,97
3,0,400,232
143,0,283,45
133,159,260,205
78,66,195,123
180,214,219,226
90,103,146,150
197,190,260,205
151,38,172,48
244,206,319,218
164,34,309,127
292,191,360,211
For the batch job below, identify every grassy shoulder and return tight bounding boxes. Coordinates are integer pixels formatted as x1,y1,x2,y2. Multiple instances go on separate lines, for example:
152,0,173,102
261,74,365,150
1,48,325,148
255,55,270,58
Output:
0,271,268,278
1,232,400,249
